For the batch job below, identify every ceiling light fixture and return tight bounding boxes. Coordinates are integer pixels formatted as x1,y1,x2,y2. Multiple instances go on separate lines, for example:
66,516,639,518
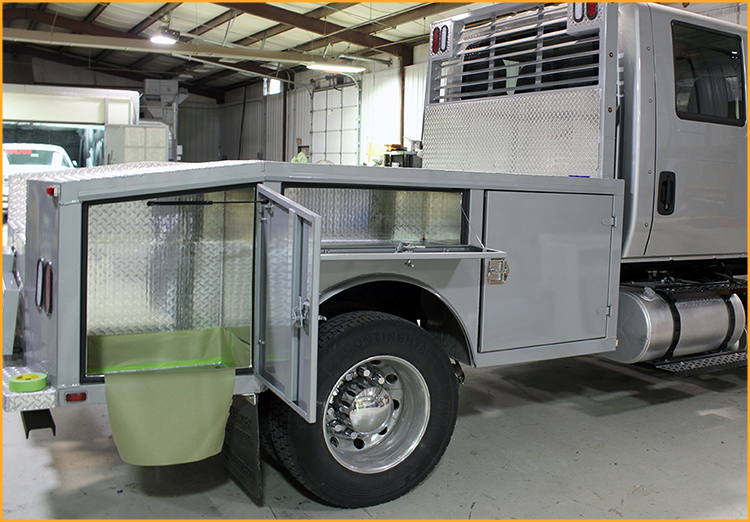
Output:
151,26,180,45
338,54,392,66
306,62,366,74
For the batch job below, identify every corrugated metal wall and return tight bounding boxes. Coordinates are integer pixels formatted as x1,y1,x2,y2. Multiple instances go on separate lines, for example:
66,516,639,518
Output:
220,85,265,160
286,86,312,161
265,92,284,161
690,3,747,25
244,100,264,160
218,90,244,160
404,62,428,146
360,68,401,163
178,104,221,162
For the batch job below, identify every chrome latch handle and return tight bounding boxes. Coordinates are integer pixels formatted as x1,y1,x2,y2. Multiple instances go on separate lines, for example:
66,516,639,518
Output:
488,258,510,284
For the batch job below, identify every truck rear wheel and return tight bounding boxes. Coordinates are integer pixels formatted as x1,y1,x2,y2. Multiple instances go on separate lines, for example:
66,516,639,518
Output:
268,311,459,507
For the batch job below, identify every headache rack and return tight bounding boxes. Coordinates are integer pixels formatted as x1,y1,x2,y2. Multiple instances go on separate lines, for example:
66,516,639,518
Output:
422,3,618,179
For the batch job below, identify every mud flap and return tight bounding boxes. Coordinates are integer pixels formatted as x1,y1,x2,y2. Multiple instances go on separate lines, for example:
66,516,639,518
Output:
223,395,262,499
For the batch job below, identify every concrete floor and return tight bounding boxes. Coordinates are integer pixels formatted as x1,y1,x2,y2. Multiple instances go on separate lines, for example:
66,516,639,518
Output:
2,355,746,519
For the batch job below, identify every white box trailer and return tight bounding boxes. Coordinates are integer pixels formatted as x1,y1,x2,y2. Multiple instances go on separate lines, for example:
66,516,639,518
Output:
3,2,746,508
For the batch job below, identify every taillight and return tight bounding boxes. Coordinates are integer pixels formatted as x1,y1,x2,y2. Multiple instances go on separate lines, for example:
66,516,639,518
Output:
66,392,87,403
44,261,53,316
431,24,449,54
586,3,598,20
35,258,45,310
34,258,53,315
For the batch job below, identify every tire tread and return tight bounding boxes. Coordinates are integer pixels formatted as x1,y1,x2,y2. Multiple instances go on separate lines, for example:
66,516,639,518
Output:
267,311,458,507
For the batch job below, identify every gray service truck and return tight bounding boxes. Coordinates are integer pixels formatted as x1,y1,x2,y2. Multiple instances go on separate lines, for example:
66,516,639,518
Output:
3,2,746,508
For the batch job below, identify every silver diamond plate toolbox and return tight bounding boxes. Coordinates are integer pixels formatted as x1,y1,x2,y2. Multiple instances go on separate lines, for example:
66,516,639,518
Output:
422,89,602,177
86,189,255,340
3,366,56,412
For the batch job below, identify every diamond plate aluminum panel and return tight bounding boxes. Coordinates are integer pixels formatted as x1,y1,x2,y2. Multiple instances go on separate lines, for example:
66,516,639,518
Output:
86,189,254,338
423,89,602,177
3,365,56,412
7,161,258,240
284,187,462,245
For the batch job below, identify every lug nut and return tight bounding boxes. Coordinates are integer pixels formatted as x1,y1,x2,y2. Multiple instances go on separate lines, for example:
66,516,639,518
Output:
328,421,345,433
370,370,386,385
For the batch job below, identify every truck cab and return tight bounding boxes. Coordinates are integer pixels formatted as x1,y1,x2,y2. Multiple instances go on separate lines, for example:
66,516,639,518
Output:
619,4,746,261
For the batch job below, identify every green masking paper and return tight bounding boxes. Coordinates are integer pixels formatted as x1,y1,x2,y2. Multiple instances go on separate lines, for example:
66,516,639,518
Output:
105,367,236,466
87,326,251,374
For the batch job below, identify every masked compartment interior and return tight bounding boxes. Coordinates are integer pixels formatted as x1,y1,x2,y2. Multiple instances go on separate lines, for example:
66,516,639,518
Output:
85,187,255,375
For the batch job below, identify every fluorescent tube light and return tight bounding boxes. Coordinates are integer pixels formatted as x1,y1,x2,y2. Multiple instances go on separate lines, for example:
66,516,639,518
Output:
306,63,366,74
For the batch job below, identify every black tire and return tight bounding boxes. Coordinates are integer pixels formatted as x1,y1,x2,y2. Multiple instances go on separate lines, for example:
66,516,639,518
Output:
318,299,366,319
268,311,459,508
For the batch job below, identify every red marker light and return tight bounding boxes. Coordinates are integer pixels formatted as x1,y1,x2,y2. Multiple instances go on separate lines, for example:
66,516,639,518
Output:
586,3,598,20
66,392,87,403
46,186,59,197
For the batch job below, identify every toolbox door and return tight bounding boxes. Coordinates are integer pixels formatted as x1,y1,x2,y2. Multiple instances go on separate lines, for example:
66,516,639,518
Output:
481,190,616,352
255,184,321,423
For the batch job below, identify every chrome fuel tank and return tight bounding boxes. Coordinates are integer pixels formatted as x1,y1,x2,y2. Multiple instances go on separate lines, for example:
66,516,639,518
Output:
606,287,746,364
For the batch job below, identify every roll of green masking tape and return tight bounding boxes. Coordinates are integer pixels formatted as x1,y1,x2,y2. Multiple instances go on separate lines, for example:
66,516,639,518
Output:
9,373,47,393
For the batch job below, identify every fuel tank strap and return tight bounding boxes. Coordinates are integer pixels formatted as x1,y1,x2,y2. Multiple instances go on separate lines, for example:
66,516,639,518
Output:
657,290,681,361
654,284,746,361
718,294,738,351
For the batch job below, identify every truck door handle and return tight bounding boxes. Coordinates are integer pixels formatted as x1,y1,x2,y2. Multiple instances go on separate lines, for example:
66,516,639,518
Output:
657,171,676,215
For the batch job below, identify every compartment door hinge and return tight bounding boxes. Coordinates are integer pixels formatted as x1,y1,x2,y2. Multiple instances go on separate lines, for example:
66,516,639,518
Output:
601,216,616,227
291,298,311,332
597,306,613,316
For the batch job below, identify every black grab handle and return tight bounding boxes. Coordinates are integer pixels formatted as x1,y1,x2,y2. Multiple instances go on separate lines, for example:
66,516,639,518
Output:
658,171,676,215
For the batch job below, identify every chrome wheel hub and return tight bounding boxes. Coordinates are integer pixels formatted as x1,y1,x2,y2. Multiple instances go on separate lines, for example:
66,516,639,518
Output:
324,356,430,474
349,386,393,434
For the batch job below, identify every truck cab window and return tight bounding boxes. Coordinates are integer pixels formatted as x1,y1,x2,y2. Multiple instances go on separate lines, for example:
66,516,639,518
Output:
673,21,745,126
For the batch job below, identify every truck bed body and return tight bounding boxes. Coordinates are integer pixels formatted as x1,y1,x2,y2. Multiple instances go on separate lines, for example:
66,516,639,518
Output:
4,160,622,416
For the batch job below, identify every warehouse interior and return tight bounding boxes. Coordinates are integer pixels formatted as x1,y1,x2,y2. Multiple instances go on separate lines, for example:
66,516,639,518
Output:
4,2,746,166
2,2,748,519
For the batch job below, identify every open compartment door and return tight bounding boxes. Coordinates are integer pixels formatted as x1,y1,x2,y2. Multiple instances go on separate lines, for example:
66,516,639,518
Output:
255,184,321,422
